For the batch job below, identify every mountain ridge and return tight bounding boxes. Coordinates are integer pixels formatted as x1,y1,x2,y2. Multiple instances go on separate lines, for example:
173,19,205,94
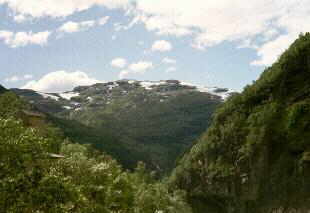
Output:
13,79,229,172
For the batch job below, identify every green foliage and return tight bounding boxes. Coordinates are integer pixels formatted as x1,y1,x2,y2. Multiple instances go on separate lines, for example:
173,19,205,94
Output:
170,33,310,212
0,92,25,118
0,115,191,212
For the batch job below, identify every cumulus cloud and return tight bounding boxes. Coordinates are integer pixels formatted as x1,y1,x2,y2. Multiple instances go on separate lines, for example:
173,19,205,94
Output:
251,34,296,66
162,57,176,64
58,16,109,34
22,71,101,93
128,61,153,72
111,58,127,69
119,61,153,79
0,0,129,19
58,20,95,33
132,0,310,66
151,40,172,52
0,30,51,48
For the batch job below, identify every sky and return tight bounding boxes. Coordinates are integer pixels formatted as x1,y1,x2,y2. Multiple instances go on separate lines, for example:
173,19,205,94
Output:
0,0,309,93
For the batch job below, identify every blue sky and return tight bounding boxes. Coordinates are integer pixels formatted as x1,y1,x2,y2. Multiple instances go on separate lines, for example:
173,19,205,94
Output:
0,0,309,92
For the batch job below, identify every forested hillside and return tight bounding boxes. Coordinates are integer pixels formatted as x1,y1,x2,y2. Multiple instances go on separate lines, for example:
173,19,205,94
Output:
170,33,310,212
0,88,192,213
13,80,225,172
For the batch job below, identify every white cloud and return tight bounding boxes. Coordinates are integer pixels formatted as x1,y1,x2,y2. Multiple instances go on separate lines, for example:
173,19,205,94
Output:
0,0,129,19
113,16,139,32
4,74,33,83
0,30,51,48
119,61,153,79
58,16,109,34
128,61,153,73
132,0,310,66
251,34,296,66
162,57,176,64
119,70,130,79
111,58,127,69
151,40,172,52
13,14,27,23
58,20,95,33
166,67,177,73
98,16,110,25
5,76,19,83
22,71,101,93
135,14,192,37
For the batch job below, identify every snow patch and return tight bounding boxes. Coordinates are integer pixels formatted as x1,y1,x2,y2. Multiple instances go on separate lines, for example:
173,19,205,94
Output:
139,81,166,90
107,82,119,90
196,87,235,100
63,106,72,110
179,81,196,87
128,80,136,84
37,92,59,101
59,92,79,100
180,81,234,100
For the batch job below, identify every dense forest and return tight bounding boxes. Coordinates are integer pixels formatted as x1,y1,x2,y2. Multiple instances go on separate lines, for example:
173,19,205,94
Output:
1,33,310,212
170,33,310,212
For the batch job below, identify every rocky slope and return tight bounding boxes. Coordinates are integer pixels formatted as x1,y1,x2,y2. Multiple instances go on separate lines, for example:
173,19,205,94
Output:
13,80,233,172
170,33,310,212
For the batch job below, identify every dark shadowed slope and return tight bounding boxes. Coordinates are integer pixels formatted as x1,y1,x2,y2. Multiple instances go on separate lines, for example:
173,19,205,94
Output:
0,85,7,94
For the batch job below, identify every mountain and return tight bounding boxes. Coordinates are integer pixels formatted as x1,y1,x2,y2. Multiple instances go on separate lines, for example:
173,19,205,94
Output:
13,80,233,172
0,84,192,212
170,33,310,212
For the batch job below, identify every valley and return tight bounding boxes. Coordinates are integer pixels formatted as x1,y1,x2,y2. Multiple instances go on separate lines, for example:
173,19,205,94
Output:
13,80,231,172
1,33,310,213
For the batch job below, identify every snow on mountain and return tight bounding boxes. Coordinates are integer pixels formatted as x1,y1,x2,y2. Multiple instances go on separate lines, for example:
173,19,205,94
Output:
139,81,167,90
180,81,235,100
59,92,79,100
37,92,60,101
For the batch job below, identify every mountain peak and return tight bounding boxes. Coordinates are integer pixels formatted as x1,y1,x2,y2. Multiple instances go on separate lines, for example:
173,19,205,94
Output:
12,78,223,172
